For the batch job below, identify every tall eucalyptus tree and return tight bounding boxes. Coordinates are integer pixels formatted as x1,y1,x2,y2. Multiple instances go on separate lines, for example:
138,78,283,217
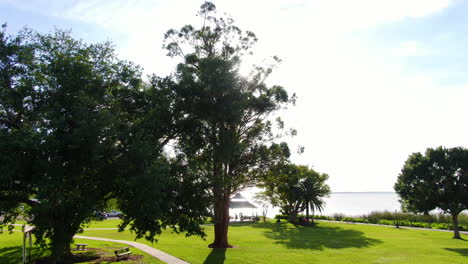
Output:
163,2,293,247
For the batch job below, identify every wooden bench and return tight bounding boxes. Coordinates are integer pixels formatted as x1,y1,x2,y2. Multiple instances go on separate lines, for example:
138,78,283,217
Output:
114,247,132,260
75,244,88,251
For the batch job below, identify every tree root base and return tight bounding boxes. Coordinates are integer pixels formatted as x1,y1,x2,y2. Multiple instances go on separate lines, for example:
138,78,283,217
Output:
208,242,234,248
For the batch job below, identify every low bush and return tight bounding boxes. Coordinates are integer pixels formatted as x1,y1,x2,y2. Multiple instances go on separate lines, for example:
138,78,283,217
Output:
327,211,468,231
366,211,468,226
274,215,288,220
314,215,334,221
342,217,368,223
274,211,468,231
377,219,394,226
332,213,345,221
274,214,334,222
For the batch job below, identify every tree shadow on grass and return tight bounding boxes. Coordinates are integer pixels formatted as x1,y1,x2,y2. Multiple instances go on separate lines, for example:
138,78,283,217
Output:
0,246,23,264
0,246,49,264
445,248,468,257
203,248,226,264
229,222,258,227
249,222,382,250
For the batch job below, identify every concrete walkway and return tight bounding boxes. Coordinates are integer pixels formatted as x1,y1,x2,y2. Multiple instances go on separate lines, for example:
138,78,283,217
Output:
74,235,189,264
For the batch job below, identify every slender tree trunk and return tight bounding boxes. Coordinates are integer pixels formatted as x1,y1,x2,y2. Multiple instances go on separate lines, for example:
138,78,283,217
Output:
209,196,232,248
306,205,309,223
310,208,315,223
451,211,461,239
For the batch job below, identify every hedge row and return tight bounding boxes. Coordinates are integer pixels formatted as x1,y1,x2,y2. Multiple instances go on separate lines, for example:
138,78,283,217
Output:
274,211,468,231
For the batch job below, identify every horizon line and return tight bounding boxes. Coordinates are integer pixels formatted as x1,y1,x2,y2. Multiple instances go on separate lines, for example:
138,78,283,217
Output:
331,191,396,193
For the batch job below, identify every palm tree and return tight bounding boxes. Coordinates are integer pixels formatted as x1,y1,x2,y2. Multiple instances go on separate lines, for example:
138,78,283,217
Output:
300,172,331,223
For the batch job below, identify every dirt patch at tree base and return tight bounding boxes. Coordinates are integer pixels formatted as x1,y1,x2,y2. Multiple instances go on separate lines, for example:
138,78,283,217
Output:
72,247,100,251
92,254,144,262
33,253,144,263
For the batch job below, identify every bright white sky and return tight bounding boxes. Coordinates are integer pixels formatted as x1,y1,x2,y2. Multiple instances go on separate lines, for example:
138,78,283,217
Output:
2,0,468,192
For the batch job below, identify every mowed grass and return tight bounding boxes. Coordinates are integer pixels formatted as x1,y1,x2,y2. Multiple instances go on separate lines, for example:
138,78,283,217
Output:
0,231,164,264
84,218,122,229
2,220,467,263
81,220,468,264
0,232,50,264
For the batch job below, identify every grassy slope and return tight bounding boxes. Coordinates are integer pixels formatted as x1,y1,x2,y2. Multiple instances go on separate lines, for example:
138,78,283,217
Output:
81,220,468,264
0,231,164,264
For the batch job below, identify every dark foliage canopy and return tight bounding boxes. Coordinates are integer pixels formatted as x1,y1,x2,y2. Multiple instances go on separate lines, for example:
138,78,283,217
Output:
0,25,208,262
394,146,468,238
260,163,330,223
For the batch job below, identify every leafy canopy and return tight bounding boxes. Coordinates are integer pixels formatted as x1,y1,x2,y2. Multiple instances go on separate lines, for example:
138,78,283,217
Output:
394,146,468,215
394,146,468,239
260,163,331,221
162,2,294,247
0,25,208,261
164,2,294,199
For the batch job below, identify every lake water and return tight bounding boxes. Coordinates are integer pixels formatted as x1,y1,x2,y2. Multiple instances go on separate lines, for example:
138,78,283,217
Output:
319,192,401,216
238,189,401,218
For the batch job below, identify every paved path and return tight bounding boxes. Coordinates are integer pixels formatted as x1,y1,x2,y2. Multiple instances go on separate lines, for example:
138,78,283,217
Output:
74,235,189,264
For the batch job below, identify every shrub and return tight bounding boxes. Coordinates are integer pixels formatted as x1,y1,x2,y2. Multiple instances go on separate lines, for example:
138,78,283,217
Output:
274,214,333,222
377,219,394,226
270,212,468,236
332,213,345,221
276,211,468,230
341,217,367,223
313,215,334,221
274,215,288,220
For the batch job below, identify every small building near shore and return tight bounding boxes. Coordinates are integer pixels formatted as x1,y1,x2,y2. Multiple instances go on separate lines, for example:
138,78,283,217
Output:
229,193,257,221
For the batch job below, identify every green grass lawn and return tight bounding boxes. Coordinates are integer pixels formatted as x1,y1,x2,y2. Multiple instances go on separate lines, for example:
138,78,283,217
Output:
81,220,467,264
0,232,50,264
84,218,122,229
0,231,164,264
2,220,467,264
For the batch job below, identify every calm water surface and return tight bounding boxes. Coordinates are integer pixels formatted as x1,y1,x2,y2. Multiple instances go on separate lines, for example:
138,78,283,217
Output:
240,189,401,218
320,192,400,216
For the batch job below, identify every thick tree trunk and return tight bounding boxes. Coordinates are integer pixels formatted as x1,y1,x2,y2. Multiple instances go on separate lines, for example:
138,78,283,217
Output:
288,212,297,223
209,196,232,248
451,212,461,239
49,221,76,264
50,232,74,263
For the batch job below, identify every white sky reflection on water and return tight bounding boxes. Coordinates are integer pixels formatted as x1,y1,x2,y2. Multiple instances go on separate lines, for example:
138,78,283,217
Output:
239,188,400,218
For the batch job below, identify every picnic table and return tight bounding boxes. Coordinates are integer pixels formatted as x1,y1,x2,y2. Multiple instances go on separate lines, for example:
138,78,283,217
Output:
75,244,88,251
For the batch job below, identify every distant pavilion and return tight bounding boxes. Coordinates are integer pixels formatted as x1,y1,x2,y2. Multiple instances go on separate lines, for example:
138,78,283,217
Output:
229,193,257,221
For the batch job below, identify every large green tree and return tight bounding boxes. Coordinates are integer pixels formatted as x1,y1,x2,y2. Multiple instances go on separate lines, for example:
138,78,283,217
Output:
394,146,468,239
260,163,330,223
163,2,293,248
0,26,208,263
